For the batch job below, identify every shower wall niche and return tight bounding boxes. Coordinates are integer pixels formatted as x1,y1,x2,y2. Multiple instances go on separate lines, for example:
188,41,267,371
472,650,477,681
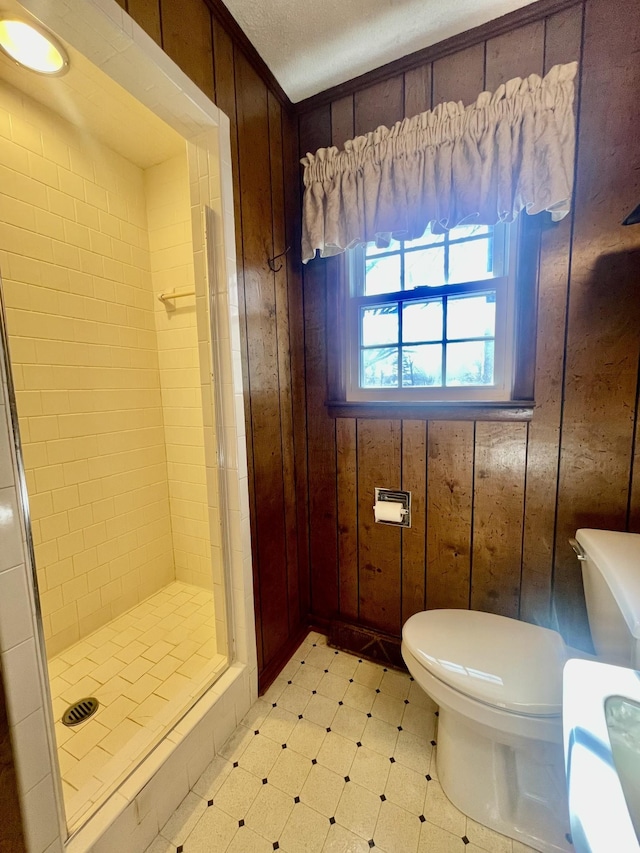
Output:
0,73,222,660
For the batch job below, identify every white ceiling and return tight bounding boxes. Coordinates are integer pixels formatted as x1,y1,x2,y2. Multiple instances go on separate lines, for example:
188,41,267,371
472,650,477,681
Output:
224,0,540,103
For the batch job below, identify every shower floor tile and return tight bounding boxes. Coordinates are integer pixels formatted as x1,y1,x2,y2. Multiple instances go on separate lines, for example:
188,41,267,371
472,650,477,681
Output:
144,634,535,853
47,581,226,829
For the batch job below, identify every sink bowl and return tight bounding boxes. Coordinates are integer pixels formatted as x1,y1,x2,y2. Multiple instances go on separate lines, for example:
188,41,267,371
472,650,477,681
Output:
563,659,640,852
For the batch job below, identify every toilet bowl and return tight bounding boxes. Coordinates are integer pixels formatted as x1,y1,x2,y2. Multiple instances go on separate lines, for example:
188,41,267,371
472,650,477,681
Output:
402,528,640,853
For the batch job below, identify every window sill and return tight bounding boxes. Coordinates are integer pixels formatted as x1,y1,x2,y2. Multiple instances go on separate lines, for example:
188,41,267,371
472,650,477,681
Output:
325,400,534,421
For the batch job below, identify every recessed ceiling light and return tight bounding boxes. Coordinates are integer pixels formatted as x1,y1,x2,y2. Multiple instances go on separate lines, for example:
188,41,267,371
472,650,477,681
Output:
0,17,69,75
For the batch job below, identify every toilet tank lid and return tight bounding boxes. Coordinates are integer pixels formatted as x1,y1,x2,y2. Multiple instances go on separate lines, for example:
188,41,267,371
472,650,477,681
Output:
403,610,567,716
576,529,640,639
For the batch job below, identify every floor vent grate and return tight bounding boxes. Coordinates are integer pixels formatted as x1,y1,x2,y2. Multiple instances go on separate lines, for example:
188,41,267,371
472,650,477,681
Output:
62,697,99,726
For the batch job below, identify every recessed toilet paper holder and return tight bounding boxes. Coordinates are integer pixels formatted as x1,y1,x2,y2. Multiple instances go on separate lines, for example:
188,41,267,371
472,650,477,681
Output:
373,488,411,527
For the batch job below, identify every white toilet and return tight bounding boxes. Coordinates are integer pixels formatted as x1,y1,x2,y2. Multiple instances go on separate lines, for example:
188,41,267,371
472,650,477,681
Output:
402,528,640,853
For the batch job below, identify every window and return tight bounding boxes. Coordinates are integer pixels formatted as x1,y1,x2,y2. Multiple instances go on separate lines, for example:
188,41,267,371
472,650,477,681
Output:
344,222,522,404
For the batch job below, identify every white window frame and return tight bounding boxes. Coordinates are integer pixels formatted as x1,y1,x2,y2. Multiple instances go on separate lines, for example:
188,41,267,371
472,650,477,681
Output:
345,223,519,403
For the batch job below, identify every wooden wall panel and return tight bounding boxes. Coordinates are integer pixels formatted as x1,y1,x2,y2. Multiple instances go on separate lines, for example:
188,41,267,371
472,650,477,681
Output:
520,5,583,626
354,77,405,135
331,96,355,149
401,421,427,621
432,43,485,105
472,423,527,617
554,0,640,648
484,20,544,89
0,671,26,852
160,0,215,100
126,0,161,43
426,422,474,610
296,0,640,655
404,65,432,117
235,52,291,663
337,418,358,620
269,92,300,631
357,419,402,634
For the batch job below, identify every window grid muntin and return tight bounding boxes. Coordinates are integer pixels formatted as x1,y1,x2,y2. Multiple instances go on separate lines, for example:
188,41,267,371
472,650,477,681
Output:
363,229,497,295
359,286,499,389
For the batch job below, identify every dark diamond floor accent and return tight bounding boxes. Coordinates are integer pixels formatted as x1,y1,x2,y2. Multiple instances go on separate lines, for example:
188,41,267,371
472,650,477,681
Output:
338,701,343,706
288,680,292,685
356,742,362,748
349,678,354,683
419,815,426,822
272,703,277,708
397,726,403,731
383,668,387,672
282,743,287,749
177,847,183,853
380,794,386,801
358,659,362,663
262,778,268,784
312,643,317,647
254,730,259,735
367,713,372,718
344,775,350,782
239,819,245,827
301,661,306,665
233,762,239,768
375,689,381,693
431,740,437,746
435,711,439,716
298,714,303,719
368,841,375,848
410,676,414,681
326,727,331,733
389,757,395,763
273,843,280,850
335,651,339,655
426,774,432,781
404,699,409,705
312,758,317,765
207,799,214,806
330,817,336,824
312,690,317,695
462,836,469,845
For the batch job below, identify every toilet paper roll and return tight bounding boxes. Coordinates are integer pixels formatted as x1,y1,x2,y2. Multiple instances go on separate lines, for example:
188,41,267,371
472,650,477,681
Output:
373,501,405,523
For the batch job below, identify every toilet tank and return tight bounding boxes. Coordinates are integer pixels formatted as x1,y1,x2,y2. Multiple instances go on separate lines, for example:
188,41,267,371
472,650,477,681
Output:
575,529,640,668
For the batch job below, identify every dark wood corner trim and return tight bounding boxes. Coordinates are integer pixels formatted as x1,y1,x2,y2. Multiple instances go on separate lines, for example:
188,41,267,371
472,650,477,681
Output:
257,622,313,694
294,0,582,114
203,0,294,112
326,401,535,421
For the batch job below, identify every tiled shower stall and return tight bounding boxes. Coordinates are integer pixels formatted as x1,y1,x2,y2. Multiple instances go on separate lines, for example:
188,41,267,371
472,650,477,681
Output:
0,0,257,850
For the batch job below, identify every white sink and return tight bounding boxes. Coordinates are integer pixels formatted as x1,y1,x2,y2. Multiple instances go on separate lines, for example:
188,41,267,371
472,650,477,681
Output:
563,659,640,852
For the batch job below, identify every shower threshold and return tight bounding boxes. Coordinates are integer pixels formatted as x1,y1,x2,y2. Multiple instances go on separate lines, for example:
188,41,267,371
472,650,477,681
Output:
45,581,226,830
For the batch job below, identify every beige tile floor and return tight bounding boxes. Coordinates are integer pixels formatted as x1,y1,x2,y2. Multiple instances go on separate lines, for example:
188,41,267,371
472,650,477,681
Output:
143,632,538,853
47,581,226,830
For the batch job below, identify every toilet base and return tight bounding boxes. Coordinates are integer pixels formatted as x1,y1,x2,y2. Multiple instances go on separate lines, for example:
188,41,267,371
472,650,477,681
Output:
436,707,572,853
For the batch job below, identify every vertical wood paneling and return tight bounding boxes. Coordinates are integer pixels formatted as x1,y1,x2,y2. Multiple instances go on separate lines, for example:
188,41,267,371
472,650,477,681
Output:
235,52,290,662
354,77,404,135
331,96,355,149
283,107,311,620
299,105,337,622
126,0,161,43
554,0,640,648
484,20,545,89
337,418,358,620
0,672,26,852
426,422,474,609
160,0,214,100
432,43,485,106
404,65,432,117
357,419,402,634
472,423,527,617
268,91,300,630
401,420,427,621
520,6,583,626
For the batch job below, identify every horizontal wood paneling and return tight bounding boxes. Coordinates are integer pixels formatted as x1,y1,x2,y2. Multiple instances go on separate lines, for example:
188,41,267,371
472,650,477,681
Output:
296,0,640,652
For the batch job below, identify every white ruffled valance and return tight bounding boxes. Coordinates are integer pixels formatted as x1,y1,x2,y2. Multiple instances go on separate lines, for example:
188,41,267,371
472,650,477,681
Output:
301,62,577,263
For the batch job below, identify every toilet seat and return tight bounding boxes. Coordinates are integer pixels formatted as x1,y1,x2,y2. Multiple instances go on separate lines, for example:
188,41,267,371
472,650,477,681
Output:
403,609,568,716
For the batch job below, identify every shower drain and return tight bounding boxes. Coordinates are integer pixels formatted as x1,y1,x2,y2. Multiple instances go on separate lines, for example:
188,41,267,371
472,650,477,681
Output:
62,697,99,726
